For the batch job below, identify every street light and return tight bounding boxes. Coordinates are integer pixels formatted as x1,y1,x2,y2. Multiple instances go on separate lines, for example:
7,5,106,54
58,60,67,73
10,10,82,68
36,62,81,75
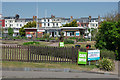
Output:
90,27,91,41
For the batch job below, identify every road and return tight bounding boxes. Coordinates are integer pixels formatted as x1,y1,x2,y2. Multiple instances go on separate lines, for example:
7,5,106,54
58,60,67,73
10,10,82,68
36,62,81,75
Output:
2,71,119,78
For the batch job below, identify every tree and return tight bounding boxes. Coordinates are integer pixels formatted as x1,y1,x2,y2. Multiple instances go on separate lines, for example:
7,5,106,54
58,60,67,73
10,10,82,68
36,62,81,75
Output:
63,20,77,27
104,10,120,22
91,28,97,41
95,21,120,60
8,27,14,37
19,21,36,36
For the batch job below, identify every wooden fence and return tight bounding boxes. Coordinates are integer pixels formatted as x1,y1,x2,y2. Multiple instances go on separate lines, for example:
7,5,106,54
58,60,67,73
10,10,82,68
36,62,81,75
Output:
2,45,87,63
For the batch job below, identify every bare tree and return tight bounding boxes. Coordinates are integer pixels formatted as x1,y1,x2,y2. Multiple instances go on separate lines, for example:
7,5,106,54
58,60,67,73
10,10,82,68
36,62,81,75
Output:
104,10,119,22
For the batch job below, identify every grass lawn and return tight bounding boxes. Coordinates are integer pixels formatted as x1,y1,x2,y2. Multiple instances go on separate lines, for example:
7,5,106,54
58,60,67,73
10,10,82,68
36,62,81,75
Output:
2,61,97,71
2,40,51,46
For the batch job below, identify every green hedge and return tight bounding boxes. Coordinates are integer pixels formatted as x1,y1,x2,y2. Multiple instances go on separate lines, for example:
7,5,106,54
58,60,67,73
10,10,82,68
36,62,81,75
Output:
23,41,40,45
100,49,115,60
68,37,78,40
64,39,74,44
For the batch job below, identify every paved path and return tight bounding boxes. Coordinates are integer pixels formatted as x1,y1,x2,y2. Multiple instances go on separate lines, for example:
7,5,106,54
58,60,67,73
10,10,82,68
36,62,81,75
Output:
47,42,59,47
2,71,119,78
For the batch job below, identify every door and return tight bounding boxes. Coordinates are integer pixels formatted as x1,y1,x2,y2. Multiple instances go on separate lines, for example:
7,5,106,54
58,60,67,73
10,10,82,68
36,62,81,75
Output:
52,32,54,37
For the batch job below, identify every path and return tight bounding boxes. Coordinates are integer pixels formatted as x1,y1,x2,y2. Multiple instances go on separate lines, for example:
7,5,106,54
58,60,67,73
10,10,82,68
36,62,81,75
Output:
2,71,118,78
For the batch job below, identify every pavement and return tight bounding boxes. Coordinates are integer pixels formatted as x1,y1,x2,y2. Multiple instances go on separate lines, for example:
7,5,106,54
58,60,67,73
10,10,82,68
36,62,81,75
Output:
1,67,119,79
2,71,119,78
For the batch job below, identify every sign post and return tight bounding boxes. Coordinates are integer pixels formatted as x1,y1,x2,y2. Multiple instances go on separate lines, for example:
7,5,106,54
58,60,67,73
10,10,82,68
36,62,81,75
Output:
77,51,87,65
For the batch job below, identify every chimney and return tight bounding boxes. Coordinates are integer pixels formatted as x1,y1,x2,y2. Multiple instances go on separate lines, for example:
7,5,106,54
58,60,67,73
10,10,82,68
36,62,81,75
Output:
98,16,100,22
33,16,37,21
89,16,91,22
71,16,73,19
70,16,73,21
51,15,55,18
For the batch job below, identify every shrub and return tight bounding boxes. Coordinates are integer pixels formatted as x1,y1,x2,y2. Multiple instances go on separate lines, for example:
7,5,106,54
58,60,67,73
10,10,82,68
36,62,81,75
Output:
55,37,59,41
22,36,27,39
50,37,54,40
64,39,74,44
43,33,50,39
100,49,115,60
23,41,40,45
99,58,114,71
77,38,85,42
69,37,77,40
39,37,46,41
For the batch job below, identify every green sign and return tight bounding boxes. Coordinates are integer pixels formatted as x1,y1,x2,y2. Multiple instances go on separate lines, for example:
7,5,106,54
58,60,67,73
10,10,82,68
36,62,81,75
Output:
78,51,87,64
59,42,64,47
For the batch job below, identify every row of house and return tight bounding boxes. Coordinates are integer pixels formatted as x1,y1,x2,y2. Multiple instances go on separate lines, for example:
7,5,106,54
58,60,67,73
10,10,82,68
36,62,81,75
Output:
1,14,102,39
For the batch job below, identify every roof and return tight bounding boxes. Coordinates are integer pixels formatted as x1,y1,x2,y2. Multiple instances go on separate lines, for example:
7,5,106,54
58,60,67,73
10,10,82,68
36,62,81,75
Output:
61,27,85,29
24,28,37,30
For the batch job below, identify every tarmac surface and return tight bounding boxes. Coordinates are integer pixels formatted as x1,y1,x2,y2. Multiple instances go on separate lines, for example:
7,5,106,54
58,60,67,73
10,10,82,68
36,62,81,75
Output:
2,70,119,78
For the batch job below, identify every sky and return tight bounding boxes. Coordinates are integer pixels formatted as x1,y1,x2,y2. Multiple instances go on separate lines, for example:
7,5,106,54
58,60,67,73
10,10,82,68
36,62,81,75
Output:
2,2,118,18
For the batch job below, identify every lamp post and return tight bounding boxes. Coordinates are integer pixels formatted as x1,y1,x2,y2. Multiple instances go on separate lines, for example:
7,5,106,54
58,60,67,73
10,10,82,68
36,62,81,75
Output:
90,27,91,41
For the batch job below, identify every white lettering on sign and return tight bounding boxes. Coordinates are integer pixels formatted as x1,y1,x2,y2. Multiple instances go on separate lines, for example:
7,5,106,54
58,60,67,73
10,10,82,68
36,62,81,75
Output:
79,54,86,58
79,58,86,62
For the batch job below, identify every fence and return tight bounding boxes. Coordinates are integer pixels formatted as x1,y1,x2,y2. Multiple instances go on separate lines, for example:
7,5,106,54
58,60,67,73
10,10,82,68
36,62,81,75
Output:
2,45,87,63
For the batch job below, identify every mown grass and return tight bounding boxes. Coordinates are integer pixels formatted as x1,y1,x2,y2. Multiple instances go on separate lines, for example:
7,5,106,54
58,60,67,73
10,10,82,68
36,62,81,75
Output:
2,61,97,71
2,40,51,46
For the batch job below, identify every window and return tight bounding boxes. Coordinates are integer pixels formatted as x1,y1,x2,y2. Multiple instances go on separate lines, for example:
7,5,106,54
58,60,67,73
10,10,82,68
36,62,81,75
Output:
81,24,83,27
44,23,46,26
5,21,7,23
56,23,58,26
44,19,46,22
48,23,50,26
59,31,60,35
20,24,22,26
48,19,49,22
93,24,94,26
17,24,18,26
55,32,56,35
53,23,55,26
85,24,86,26
6,24,7,27
67,31,74,36
96,24,98,27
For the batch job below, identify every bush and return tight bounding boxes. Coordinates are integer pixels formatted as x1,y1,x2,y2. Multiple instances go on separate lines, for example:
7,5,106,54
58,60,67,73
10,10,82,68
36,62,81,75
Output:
99,58,114,71
55,37,59,41
77,38,85,42
100,49,115,60
39,37,46,41
23,41,40,45
69,37,77,40
64,39,74,44
22,36,27,39
43,33,50,39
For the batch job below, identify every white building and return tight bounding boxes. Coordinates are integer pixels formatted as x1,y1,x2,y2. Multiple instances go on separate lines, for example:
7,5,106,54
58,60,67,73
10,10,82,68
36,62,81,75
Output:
3,17,31,37
88,18,99,37
38,17,63,37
